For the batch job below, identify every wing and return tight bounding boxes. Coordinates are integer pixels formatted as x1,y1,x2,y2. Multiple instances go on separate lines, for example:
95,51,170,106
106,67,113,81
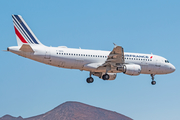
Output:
100,44,124,68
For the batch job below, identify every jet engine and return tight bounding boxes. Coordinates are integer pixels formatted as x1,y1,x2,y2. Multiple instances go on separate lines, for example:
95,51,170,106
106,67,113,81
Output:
117,64,141,76
92,72,117,80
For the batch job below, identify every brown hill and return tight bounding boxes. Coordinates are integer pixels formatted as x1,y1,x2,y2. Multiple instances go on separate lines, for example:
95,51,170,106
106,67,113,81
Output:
0,101,133,120
0,115,23,120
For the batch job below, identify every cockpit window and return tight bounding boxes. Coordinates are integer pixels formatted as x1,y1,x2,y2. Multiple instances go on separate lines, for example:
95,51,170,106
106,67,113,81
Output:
165,60,169,63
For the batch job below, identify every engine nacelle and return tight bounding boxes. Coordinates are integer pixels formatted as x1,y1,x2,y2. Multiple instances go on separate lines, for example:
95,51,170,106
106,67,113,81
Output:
92,72,117,80
117,64,141,76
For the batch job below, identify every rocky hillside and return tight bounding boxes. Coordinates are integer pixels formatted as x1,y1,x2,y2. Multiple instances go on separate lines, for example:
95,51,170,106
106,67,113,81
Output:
0,101,133,120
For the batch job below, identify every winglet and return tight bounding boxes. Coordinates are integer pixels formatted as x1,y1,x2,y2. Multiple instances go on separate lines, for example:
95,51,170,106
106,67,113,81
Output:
113,43,118,48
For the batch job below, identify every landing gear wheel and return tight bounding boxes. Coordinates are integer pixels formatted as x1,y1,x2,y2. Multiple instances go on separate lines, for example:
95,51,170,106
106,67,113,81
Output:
86,77,94,83
150,74,156,85
151,81,156,85
102,74,109,80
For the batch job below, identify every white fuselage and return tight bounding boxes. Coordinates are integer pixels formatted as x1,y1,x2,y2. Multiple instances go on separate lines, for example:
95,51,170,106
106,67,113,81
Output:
9,14,176,84
8,45,175,75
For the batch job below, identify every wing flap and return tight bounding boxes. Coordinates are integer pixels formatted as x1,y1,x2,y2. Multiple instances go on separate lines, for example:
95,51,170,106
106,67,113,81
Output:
98,44,124,69
106,45,124,65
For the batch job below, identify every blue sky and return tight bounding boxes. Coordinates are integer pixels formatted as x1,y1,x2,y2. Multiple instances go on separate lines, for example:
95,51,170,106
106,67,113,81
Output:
0,0,180,120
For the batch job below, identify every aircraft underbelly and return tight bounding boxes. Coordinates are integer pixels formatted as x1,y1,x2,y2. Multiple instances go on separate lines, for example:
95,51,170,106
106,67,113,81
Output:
54,57,85,69
140,65,147,73
72,60,84,69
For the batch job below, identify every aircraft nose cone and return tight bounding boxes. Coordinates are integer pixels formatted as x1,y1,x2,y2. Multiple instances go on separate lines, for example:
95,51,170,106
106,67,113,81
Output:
169,64,176,73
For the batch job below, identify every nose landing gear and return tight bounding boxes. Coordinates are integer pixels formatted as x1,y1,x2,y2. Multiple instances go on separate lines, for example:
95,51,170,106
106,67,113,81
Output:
151,80,156,85
151,74,156,85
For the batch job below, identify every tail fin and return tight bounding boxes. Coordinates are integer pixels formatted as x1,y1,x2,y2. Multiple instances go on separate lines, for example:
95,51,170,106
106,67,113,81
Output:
12,15,43,46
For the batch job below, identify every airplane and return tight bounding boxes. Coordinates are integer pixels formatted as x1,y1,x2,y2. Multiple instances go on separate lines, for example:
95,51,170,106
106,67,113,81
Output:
7,15,176,85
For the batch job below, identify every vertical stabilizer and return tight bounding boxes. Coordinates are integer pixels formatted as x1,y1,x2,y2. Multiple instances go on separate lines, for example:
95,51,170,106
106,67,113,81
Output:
12,15,43,46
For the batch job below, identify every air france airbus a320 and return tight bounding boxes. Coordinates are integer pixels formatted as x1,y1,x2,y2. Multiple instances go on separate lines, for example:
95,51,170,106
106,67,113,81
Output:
7,15,175,85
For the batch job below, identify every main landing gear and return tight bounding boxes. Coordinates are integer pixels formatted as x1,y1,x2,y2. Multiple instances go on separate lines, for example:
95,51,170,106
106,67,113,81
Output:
102,66,110,80
86,77,94,83
151,74,156,85
86,72,110,83
102,74,109,80
86,72,94,83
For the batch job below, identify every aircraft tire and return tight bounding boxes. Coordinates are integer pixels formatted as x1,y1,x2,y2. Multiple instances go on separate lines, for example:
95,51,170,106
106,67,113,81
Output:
102,74,109,80
151,81,156,85
86,77,94,83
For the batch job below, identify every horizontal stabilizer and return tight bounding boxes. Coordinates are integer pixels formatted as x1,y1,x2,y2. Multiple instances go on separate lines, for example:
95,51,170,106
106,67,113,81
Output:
20,44,34,52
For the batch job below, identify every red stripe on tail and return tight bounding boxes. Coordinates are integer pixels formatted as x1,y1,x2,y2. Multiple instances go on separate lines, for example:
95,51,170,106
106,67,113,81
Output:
14,26,28,43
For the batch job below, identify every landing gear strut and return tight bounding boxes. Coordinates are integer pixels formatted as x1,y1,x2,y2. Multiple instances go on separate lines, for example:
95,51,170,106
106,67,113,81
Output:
102,65,110,80
86,72,94,83
151,74,156,85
